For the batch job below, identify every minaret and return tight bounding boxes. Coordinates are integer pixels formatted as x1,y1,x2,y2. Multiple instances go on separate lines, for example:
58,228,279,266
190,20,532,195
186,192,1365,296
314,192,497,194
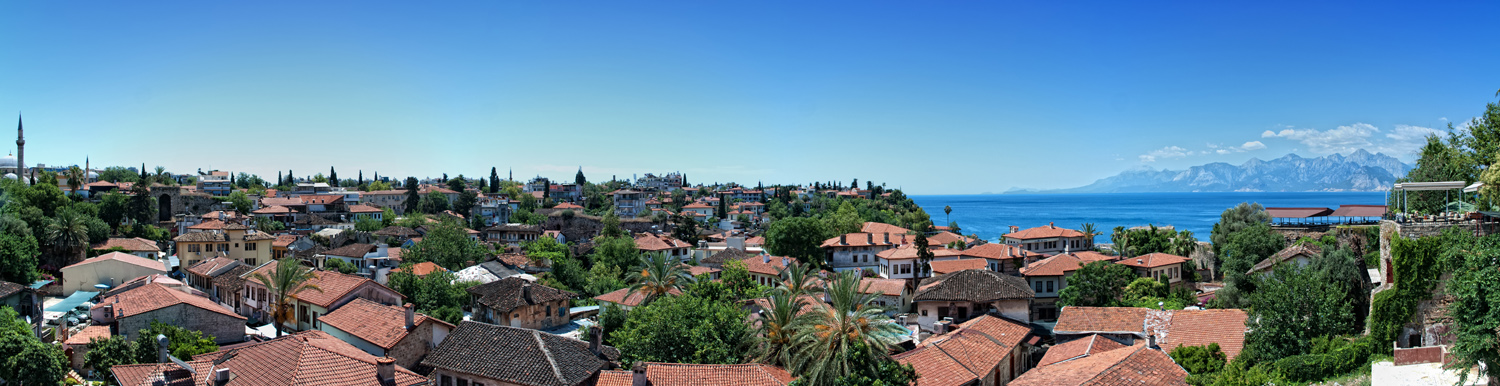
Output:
15,114,23,175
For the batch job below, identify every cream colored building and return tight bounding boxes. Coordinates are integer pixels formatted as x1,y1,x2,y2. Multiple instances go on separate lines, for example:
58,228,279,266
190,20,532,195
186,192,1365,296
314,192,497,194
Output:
173,223,276,269
59,252,169,294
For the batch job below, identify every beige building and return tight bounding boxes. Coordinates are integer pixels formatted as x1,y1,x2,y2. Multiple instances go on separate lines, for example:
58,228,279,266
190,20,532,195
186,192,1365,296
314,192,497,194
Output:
1002,223,1091,255
467,277,573,330
59,252,169,294
173,223,276,269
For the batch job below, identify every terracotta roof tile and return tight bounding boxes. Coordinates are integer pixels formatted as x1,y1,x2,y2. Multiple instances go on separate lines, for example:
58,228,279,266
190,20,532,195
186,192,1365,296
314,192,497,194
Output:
111,330,427,386
322,243,377,258
1021,253,1086,277
93,283,244,320
926,231,972,246
1010,344,1188,386
929,258,987,275
0,280,22,299
273,234,299,248
894,346,978,386
294,270,393,308
1054,307,1151,334
641,362,795,386
950,315,1033,349
391,261,447,276
594,287,682,307
318,298,452,350
1116,253,1191,269
1249,243,1322,274
861,222,911,234
91,237,160,252
1038,334,1128,366
187,257,239,276
876,244,961,261
859,278,906,296
1004,224,1086,240
634,233,689,251
820,232,911,248
64,325,112,346
597,370,633,386
252,205,294,214
1152,309,1249,360
62,252,168,272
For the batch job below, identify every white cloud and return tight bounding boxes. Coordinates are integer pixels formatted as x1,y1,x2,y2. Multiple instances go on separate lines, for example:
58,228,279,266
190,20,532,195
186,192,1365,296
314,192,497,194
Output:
1239,141,1266,151
1261,123,1380,154
1440,117,1449,122
1139,146,1189,163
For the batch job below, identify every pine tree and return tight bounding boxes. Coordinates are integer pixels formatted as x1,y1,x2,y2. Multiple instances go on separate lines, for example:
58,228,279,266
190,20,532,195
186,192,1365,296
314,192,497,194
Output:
358,170,363,186
575,167,586,186
288,170,294,185
277,171,282,186
404,177,420,214
329,167,338,187
489,167,499,194
140,163,147,181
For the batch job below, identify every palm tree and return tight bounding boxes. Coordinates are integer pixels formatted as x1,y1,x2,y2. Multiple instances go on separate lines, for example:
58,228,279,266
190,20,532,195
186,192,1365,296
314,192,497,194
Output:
626,252,695,303
776,261,818,296
47,212,90,266
943,205,952,223
251,258,323,337
65,166,83,197
790,271,906,386
752,288,813,368
1173,230,1197,256
1080,223,1100,250
153,166,170,186
1111,225,1130,257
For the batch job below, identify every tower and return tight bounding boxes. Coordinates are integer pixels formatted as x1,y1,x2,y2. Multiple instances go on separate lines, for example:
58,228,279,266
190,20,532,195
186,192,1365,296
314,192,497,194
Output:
15,114,23,176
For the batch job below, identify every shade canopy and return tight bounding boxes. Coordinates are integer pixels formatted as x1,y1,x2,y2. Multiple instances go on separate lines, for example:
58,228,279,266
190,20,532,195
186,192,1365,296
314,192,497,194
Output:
1466,182,1485,193
1393,181,1467,191
1329,205,1388,218
1266,207,1334,218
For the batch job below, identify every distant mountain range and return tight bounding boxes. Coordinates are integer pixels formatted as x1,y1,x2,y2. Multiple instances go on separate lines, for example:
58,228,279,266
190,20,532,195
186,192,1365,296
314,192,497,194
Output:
1009,149,1411,193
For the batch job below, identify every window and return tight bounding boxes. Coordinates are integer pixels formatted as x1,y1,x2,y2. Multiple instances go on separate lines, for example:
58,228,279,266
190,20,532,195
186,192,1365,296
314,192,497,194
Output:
218,243,229,252
937,307,949,318
245,243,257,251
299,304,309,324
234,243,239,248
245,259,256,266
188,244,200,253
458,379,469,386
1046,280,1054,293
546,305,552,317
441,375,453,386
920,309,928,316
1034,281,1043,293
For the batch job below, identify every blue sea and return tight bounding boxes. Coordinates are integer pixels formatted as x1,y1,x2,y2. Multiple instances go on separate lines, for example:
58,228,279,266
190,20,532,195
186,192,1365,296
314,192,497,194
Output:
910,192,1389,243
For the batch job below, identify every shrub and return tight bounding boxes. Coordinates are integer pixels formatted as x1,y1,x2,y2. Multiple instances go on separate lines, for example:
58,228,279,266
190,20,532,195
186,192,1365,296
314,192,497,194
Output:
1170,343,1227,375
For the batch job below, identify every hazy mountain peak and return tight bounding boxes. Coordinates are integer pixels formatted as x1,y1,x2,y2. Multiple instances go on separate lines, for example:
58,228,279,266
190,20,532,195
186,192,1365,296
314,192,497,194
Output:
1018,150,1412,194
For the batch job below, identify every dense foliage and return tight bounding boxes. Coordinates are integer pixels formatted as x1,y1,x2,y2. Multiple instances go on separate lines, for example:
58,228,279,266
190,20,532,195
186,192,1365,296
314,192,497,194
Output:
401,219,489,270
386,269,476,326
1058,260,1138,307
609,293,754,366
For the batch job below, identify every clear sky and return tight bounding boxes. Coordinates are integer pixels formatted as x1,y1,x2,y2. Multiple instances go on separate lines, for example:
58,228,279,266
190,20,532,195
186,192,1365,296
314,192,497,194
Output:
2,1,1497,194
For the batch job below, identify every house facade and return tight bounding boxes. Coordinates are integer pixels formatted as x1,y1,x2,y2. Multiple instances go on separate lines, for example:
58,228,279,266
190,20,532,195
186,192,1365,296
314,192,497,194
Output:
467,277,574,330
172,225,276,269
317,298,454,370
912,269,1035,329
1002,223,1091,255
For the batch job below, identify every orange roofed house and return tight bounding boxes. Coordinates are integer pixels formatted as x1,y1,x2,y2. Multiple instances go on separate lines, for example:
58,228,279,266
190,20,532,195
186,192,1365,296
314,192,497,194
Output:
1010,341,1188,386
90,282,246,344
895,315,1036,386
1053,306,1249,361
1002,223,1092,255
241,261,405,332
598,362,794,386
1019,251,1116,322
912,269,1035,330
111,330,429,386
1115,252,1192,286
316,298,455,370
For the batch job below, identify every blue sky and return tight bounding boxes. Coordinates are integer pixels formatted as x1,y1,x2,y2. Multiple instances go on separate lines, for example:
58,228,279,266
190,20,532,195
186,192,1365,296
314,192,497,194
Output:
1,1,1496,194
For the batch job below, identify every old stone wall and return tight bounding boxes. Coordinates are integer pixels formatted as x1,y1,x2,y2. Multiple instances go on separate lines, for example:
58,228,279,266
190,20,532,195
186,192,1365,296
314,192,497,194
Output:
121,304,245,344
391,321,437,370
543,213,660,243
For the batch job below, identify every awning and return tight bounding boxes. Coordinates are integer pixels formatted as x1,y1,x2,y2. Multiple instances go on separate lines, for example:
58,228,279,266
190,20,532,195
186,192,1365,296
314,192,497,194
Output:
1329,205,1388,217
1393,181,1468,191
45,291,98,313
1265,207,1333,218
1466,182,1485,193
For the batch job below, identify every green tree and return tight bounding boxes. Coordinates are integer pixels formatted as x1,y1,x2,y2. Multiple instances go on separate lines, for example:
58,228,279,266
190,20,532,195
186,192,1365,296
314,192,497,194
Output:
7,340,65,385
1058,261,1137,307
324,258,358,274
584,263,627,298
600,209,626,238
385,270,475,326
610,293,753,366
0,232,39,285
765,217,831,268
753,287,813,368
403,219,489,270
1169,343,1227,375
225,190,253,215
790,271,906,386
825,202,862,235
404,177,420,214
720,260,760,299
1216,223,1285,307
627,252,696,303
671,214,701,245
1239,263,1355,364
592,235,639,274
354,217,383,232
250,258,324,337
1210,203,1271,264
85,335,136,377
99,192,129,227
1435,231,1500,384
46,210,91,266
914,231,933,278
418,192,449,214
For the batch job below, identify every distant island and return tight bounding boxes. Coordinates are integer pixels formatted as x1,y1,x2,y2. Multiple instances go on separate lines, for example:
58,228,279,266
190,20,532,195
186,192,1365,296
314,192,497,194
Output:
1009,149,1410,194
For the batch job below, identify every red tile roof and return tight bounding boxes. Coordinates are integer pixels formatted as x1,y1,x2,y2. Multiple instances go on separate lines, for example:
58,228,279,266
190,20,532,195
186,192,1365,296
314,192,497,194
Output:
261,197,306,207
110,330,427,386
875,244,961,261
1147,309,1249,360
553,202,584,210
741,256,791,276
186,257,239,277
858,278,906,296
597,370,633,386
929,259,987,275
91,237,160,253
273,234,299,248
391,261,447,276
1116,253,1191,269
1054,307,1151,334
62,252,168,272
1021,253,1086,277
252,205,294,214
317,298,453,350
950,315,1033,348
1037,334,1128,366
640,362,795,386
300,194,345,205
894,346,978,386
1004,223,1086,240
347,204,382,213
295,270,395,308
94,283,244,320
926,231,972,246
64,325,112,346
634,233,689,251
1010,344,1188,386
820,232,911,248
959,243,1046,261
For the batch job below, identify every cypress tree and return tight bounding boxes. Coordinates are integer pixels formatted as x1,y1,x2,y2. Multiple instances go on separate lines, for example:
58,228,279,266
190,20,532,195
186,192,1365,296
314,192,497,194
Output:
329,167,338,187
489,167,500,194
358,170,363,186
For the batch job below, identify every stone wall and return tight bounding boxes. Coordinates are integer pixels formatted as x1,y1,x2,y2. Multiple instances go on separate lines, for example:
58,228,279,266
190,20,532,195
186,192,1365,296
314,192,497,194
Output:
542,213,660,243
1393,345,1447,366
390,320,438,370
121,304,245,344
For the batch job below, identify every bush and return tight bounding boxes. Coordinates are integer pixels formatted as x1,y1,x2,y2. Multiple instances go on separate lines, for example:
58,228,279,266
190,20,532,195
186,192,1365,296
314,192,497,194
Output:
1267,336,1373,383
1170,343,1227,375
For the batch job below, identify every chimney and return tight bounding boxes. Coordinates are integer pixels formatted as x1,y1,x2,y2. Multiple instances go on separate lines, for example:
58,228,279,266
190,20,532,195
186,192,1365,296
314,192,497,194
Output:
1049,222,1054,228
404,303,415,330
762,254,769,263
632,362,649,386
376,357,396,383
840,234,846,245
522,282,532,302
588,326,602,356
157,334,170,363
214,368,231,384
1009,225,1019,234
1148,335,1158,350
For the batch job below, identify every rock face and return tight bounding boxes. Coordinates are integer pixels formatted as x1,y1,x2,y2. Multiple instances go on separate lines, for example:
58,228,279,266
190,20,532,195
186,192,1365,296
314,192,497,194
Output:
1035,150,1410,193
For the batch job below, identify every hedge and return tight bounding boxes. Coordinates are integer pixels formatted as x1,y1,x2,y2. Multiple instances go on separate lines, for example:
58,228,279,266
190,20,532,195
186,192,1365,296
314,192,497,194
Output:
1269,337,1374,382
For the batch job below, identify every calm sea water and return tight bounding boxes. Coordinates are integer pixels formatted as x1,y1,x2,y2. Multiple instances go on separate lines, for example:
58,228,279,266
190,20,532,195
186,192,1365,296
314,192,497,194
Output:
910,192,1389,243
